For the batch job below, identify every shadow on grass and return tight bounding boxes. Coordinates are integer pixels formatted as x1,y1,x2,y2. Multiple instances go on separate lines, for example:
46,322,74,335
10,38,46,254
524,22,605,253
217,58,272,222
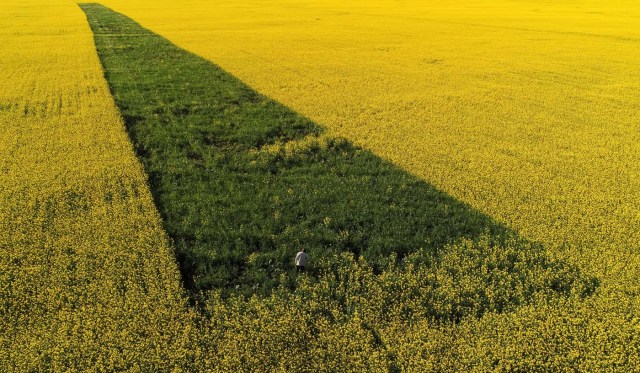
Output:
80,3,596,312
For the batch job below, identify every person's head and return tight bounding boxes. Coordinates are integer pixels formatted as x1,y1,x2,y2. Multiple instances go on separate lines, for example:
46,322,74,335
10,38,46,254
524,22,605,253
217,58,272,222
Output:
301,248,305,252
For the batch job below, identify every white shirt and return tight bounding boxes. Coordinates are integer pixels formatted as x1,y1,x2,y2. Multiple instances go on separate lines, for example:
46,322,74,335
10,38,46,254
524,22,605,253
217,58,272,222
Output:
295,251,308,266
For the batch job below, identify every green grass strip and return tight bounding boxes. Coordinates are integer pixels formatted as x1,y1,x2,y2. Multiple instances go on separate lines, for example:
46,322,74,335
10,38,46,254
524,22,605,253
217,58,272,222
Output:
80,3,596,312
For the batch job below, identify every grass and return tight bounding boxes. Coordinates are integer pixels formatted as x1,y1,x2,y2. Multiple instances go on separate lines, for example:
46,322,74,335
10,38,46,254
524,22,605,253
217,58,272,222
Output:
80,2,594,313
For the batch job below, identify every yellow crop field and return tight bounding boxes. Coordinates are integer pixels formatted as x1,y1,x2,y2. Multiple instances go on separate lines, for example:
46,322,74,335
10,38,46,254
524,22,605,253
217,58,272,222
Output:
96,0,640,367
0,1,195,370
100,0,640,288
3,0,640,370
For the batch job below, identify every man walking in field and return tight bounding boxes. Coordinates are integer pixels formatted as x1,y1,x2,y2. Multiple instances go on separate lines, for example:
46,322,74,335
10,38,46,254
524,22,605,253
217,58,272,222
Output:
295,248,308,273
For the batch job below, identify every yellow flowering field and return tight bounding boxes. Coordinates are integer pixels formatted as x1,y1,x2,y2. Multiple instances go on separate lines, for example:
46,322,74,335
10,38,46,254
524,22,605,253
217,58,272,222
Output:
100,0,640,288
95,0,640,367
0,0,196,370
3,0,640,370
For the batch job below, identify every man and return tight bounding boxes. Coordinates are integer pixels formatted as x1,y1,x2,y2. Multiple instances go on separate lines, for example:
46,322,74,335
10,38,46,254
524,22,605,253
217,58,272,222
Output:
295,248,308,273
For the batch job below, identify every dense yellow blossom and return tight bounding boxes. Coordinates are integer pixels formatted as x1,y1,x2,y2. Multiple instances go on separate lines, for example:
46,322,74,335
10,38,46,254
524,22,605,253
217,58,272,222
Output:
100,0,640,288
3,0,640,370
0,1,196,370
93,0,640,368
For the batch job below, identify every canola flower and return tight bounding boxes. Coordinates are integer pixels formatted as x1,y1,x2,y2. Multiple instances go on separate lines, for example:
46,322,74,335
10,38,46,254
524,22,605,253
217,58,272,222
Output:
100,0,640,286
91,1,640,366
0,1,196,370
3,0,640,370
94,0,640,369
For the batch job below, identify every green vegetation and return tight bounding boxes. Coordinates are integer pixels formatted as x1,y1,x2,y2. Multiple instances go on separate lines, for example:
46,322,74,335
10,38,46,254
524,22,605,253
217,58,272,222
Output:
82,3,595,323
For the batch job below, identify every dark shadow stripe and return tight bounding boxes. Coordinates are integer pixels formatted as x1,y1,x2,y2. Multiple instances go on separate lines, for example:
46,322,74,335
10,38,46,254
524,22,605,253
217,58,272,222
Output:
80,3,596,318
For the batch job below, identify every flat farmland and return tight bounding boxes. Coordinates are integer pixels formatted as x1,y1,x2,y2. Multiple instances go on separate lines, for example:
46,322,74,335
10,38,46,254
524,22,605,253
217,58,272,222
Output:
100,0,640,285
2,0,640,370
0,0,194,369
